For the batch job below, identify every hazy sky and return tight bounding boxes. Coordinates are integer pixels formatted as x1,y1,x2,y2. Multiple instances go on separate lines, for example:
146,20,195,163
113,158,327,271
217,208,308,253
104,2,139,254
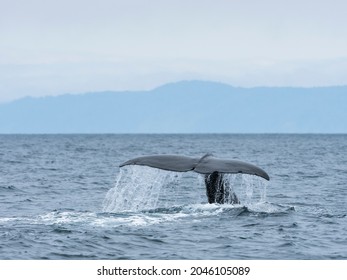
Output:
1,0,347,102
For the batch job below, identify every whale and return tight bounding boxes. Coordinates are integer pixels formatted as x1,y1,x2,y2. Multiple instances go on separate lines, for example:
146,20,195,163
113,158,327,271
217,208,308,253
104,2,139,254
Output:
120,154,270,204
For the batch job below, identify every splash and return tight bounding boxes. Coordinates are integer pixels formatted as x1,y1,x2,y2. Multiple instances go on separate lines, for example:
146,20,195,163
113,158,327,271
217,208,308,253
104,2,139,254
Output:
102,166,183,212
231,173,268,205
102,167,268,212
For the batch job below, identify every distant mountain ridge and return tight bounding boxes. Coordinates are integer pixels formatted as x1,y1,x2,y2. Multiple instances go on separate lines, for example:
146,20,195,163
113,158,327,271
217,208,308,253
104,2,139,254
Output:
1,80,346,133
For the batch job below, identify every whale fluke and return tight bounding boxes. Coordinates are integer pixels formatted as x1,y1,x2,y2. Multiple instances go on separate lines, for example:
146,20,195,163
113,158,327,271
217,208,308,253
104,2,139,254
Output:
120,155,200,172
194,155,270,181
120,154,270,181
119,154,269,204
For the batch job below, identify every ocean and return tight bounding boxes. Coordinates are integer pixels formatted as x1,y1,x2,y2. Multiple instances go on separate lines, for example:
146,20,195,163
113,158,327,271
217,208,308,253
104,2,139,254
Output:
0,134,346,259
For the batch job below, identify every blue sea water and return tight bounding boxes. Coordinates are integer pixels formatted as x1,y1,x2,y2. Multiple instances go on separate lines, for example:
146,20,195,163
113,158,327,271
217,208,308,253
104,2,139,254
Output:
0,134,346,259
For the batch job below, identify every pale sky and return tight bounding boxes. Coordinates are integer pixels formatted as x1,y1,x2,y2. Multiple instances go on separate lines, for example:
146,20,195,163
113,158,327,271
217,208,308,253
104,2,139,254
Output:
1,0,347,102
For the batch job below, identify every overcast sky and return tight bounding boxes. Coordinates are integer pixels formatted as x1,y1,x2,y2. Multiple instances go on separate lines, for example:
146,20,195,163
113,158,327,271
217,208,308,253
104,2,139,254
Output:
1,0,347,102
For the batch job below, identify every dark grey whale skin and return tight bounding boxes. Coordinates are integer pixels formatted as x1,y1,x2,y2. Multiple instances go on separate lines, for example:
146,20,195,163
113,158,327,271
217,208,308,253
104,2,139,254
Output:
120,154,270,181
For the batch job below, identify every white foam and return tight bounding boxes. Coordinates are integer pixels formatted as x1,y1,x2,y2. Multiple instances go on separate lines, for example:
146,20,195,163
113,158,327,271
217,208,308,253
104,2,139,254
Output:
37,211,97,225
246,202,277,213
0,217,19,223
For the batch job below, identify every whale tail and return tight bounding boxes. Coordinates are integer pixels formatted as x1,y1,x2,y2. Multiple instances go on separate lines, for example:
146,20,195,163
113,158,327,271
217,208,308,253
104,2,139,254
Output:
120,154,269,204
